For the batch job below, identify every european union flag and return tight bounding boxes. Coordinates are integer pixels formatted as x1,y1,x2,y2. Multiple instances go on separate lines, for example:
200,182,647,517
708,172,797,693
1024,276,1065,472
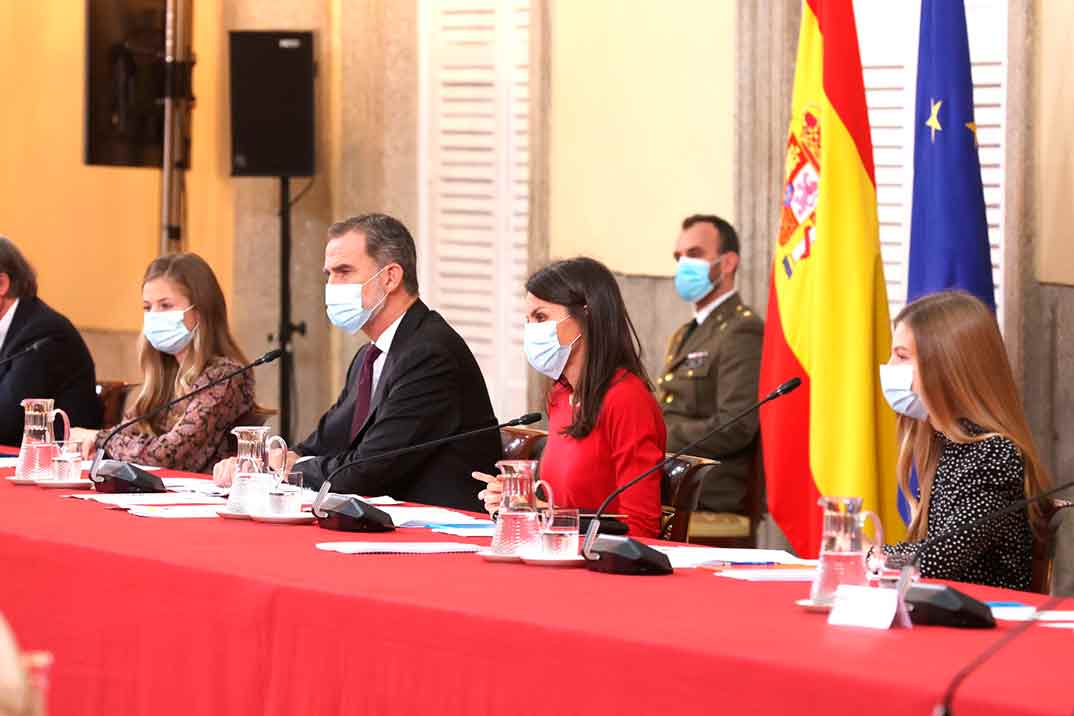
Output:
899,0,996,523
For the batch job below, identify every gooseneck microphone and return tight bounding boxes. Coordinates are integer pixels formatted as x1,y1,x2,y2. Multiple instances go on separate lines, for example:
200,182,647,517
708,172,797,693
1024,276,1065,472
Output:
0,336,52,367
88,348,283,492
582,376,802,575
313,412,542,532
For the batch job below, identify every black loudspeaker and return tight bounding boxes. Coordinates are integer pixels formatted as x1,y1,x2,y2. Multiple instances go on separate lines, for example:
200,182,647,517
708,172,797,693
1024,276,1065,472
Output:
229,31,315,177
905,583,997,628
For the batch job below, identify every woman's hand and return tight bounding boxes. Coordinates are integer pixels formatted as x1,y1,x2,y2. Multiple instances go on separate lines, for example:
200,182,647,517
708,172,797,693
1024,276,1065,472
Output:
212,458,237,487
472,471,503,515
69,427,100,459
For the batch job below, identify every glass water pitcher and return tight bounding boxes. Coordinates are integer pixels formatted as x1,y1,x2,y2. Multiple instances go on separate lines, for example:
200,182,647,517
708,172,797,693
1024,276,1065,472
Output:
490,460,554,556
15,399,71,481
809,496,884,605
231,425,288,474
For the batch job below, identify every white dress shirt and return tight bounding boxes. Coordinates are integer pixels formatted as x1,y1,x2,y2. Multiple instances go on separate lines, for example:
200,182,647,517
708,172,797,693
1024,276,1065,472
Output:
695,289,737,326
371,311,405,396
0,299,20,352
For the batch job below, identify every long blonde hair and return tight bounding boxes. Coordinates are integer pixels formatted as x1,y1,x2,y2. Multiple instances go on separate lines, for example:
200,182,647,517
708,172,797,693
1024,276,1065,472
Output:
895,291,1051,540
131,253,251,435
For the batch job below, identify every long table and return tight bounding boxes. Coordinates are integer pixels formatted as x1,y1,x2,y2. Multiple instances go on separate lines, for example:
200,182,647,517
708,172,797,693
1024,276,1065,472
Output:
0,468,1071,715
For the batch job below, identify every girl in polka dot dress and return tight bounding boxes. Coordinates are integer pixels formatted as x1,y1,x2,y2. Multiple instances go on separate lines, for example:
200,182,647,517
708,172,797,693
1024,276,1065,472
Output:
875,291,1052,591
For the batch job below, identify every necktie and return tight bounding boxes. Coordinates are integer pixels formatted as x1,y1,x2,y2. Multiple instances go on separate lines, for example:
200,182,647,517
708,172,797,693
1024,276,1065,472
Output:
349,343,383,441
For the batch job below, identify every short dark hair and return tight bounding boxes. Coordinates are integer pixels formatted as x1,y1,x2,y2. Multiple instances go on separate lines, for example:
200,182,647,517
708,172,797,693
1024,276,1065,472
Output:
0,236,38,299
327,214,419,294
526,257,649,440
682,214,741,256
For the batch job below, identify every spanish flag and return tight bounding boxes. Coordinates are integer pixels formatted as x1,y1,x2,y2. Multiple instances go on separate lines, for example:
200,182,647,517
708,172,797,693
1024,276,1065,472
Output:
758,0,902,557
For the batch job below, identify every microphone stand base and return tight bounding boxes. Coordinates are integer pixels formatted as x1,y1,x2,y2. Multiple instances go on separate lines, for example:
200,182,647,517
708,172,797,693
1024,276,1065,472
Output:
583,536,673,576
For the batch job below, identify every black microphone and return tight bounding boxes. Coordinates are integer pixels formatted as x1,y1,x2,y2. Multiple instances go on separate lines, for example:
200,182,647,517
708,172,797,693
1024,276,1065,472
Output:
895,475,1074,629
88,349,283,493
311,412,543,532
582,376,803,575
0,336,52,367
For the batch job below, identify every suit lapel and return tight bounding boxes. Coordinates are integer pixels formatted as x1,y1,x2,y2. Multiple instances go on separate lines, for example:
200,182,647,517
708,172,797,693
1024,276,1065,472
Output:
352,299,430,442
0,299,33,382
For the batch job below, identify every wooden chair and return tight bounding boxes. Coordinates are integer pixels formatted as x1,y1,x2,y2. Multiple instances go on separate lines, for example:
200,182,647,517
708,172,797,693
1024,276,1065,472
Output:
500,426,546,460
1031,498,1074,594
660,455,712,542
95,381,137,429
683,438,765,548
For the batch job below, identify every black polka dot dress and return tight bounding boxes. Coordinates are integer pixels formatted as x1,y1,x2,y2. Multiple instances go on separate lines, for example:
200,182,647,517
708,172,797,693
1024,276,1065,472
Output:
881,421,1033,591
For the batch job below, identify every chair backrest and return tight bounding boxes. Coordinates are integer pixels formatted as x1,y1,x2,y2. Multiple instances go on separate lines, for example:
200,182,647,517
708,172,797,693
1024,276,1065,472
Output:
661,455,714,542
95,381,137,429
741,437,765,545
1033,498,1074,595
500,427,546,461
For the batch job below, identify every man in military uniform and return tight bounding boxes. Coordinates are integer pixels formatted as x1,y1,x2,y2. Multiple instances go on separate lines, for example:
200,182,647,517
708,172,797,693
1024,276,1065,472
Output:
658,215,764,513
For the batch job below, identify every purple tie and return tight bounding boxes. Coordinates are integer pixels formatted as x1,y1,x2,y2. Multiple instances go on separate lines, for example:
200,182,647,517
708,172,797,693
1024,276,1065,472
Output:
349,344,382,441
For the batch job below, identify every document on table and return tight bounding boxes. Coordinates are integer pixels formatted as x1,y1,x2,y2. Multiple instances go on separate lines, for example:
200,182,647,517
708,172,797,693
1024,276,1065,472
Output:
315,541,482,555
377,505,492,528
68,492,227,508
0,457,160,471
651,545,816,569
714,568,818,582
127,505,225,519
430,524,497,537
161,477,228,496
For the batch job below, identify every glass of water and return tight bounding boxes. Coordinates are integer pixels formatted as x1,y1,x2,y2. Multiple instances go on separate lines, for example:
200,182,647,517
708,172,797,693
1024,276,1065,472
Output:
539,508,580,558
50,441,82,481
267,472,304,514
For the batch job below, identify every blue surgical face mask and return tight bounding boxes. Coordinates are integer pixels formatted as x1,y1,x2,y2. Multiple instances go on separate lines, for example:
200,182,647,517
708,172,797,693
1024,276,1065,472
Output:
879,363,929,421
325,266,387,334
524,317,580,380
674,256,721,303
144,306,196,355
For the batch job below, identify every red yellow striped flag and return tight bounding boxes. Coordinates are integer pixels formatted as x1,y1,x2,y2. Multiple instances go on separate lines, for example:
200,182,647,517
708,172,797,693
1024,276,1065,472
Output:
758,0,903,557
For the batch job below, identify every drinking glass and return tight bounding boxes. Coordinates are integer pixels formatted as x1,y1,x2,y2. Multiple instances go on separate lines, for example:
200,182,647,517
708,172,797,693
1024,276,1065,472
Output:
50,441,83,482
538,507,579,557
267,472,304,514
226,471,275,514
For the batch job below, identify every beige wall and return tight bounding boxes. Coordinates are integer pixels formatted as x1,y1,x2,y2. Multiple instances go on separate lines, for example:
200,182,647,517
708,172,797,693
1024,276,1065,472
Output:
0,0,233,335
546,0,736,276
1035,0,1074,286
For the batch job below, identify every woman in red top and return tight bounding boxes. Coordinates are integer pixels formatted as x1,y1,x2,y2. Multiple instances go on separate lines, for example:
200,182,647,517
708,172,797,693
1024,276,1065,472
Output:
474,257,666,538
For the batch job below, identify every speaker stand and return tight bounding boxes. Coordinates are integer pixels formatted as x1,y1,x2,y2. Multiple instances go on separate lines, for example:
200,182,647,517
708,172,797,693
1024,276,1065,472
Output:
274,176,307,443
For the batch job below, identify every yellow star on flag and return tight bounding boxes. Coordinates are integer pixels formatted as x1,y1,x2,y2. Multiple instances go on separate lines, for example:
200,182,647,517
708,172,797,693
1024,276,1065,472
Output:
925,99,943,142
965,121,979,147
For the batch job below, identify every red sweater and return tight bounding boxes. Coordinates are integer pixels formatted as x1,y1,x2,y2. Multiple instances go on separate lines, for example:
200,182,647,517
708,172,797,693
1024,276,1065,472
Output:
539,369,666,538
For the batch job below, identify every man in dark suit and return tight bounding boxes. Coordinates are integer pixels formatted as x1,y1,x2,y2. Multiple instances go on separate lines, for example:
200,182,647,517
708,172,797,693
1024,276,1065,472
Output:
0,237,102,445
216,214,501,511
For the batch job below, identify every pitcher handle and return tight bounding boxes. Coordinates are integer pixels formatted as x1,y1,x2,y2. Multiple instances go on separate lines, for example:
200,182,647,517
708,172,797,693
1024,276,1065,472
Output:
861,509,884,556
266,435,289,476
534,479,555,530
49,409,71,442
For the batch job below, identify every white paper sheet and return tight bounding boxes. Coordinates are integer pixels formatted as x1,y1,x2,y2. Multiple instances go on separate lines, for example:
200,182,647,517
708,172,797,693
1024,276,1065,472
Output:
651,545,815,569
127,505,225,518
315,541,482,555
0,457,161,471
715,568,818,582
430,525,497,538
360,495,402,505
377,506,490,528
72,493,227,508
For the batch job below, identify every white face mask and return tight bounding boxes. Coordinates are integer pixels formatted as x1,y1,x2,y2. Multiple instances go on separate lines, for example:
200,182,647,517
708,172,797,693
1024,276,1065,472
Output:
879,363,929,421
143,306,196,355
523,317,580,380
325,266,387,334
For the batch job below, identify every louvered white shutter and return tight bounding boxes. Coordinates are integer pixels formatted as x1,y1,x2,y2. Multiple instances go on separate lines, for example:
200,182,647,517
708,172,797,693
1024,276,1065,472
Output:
854,0,1007,325
419,0,530,421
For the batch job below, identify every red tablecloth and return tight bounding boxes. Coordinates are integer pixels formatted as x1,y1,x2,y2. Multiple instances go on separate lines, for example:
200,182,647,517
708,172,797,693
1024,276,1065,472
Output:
0,470,1071,716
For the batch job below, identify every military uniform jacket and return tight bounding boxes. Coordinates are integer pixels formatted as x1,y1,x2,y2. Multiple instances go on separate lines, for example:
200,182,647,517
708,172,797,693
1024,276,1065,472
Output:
658,292,764,513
